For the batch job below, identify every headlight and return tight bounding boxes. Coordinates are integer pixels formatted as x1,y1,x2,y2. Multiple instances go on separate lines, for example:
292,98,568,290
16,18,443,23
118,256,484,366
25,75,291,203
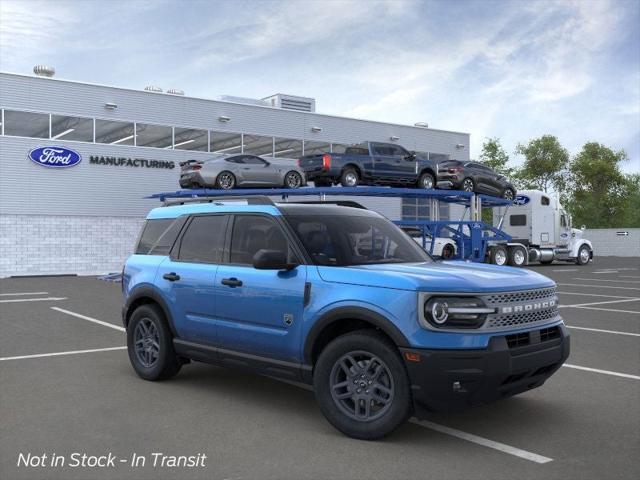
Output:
423,297,494,329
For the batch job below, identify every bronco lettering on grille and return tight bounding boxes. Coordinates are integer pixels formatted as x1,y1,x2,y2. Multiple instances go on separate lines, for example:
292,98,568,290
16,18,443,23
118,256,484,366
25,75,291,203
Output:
500,299,556,314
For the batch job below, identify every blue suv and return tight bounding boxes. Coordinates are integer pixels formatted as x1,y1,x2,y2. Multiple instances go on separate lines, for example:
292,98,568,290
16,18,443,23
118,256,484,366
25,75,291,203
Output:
122,197,569,439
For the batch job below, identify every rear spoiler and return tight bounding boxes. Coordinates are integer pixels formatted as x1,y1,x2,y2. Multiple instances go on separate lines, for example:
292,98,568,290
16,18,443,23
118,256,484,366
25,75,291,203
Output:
178,159,204,167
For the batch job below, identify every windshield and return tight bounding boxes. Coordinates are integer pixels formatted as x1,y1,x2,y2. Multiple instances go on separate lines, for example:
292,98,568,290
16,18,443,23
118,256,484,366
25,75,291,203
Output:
285,215,432,266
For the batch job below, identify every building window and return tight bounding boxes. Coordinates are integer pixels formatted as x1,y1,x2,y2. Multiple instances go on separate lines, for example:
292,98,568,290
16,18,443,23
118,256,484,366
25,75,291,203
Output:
51,114,93,142
210,131,243,154
243,134,274,156
95,119,134,145
274,137,303,159
303,140,330,156
173,127,208,151
135,123,173,149
401,199,450,223
3,110,49,138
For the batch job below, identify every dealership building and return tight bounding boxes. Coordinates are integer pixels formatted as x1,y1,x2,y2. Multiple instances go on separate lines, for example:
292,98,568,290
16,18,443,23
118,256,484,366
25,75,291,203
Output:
0,69,470,277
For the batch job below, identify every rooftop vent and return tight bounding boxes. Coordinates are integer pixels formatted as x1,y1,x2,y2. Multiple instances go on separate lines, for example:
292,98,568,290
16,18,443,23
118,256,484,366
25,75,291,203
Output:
144,85,163,93
33,65,55,77
414,122,429,128
167,88,185,96
262,94,316,112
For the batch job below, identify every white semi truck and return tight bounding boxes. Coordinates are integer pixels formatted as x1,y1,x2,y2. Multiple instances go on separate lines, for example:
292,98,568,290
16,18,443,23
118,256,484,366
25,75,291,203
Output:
489,189,593,267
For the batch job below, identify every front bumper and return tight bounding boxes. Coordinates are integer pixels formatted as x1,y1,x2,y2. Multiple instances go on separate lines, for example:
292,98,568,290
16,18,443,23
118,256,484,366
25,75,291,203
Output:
400,324,570,416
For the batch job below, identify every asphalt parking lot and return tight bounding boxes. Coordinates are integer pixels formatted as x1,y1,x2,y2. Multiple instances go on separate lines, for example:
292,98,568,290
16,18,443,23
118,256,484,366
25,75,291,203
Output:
1,257,639,480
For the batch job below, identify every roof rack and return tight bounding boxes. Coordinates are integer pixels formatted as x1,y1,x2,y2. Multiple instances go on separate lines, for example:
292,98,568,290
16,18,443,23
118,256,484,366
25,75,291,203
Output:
280,200,368,209
160,194,275,207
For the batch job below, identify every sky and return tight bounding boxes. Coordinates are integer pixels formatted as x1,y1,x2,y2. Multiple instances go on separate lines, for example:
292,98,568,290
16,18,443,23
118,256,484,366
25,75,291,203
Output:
1,0,638,172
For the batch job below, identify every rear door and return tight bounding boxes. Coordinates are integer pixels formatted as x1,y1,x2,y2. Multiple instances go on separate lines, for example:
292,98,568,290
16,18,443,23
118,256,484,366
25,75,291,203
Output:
371,143,413,181
214,214,307,361
156,214,229,345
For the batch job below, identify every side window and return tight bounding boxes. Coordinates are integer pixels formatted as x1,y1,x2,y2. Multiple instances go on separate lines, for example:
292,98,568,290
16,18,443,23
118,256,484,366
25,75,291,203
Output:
541,196,550,206
177,215,227,263
229,216,291,265
561,215,567,227
510,215,527,226
243,155,267,165
389,145,408,157
225,156,244,164
136,219,174,254
148,216,188,255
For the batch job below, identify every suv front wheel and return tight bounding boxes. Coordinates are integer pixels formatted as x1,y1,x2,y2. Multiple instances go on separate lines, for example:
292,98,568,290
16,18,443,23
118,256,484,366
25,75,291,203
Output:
313,330,412,440
127,304,182,381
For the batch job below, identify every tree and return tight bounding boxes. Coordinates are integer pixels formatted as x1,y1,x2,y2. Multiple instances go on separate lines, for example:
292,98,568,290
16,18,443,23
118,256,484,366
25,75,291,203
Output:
618,174,640,228
479,137,513,177
514,135,569,193
565,142,630,228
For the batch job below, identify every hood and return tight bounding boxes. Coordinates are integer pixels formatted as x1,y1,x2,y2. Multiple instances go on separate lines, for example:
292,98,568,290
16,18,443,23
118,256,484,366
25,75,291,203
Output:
317,260,555,293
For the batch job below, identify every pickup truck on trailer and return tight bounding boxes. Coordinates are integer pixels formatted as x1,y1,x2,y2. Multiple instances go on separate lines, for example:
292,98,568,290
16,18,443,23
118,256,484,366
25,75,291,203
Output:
298,141,441,189
122,197,570,440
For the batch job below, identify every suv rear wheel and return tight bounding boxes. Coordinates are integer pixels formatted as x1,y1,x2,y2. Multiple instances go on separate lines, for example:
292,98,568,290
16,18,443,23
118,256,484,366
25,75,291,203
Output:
313,330,412,440
127,304,182,381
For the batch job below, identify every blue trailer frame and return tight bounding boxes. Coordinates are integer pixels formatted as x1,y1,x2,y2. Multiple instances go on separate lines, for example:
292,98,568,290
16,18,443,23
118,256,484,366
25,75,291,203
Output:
149,187,513,263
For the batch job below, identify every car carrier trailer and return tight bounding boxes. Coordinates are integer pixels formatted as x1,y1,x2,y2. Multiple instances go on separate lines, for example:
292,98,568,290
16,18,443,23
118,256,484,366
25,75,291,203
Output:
149,186,593,267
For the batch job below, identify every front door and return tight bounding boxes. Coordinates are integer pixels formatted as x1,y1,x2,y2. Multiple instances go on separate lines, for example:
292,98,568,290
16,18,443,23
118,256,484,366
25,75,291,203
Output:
157,214,229,345
239,155,280,185
215,214,307,361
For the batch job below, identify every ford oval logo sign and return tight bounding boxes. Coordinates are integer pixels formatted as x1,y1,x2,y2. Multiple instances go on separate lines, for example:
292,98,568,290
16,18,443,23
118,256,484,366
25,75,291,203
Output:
28,146,82,168
514,195,530,206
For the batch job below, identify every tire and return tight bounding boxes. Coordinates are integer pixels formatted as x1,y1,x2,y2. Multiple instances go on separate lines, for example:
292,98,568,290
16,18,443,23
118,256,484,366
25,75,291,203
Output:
461,177,475,192
441,243,455,259
216,171,236,190
502,188,515,201
127,304,182,381
489,245,508,266
576,245,591,265
417,172,435,189
284,171,303,189
507,246,527,267
314,178,332,187
313,330,412,440
340,168,359,187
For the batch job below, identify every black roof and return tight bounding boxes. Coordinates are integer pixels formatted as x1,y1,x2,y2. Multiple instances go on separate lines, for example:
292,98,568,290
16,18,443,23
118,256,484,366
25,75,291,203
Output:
276,203,380,217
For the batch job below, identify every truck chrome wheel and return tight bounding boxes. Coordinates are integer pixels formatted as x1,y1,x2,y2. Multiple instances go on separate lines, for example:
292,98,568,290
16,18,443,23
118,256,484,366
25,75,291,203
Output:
285,171,303,189
512,248,525,265
577,245,591,265
133,318,160,368
330,351,394,422
343,172,358,187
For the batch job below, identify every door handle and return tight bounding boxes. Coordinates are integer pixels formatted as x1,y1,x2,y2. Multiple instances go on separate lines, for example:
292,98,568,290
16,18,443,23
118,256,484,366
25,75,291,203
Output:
221,277,243,287
163,272,180,282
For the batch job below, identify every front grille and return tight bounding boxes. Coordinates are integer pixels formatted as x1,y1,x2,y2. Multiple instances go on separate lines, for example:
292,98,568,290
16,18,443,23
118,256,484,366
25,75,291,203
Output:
486,308,559,329
481,287,559,331
484,287,557,305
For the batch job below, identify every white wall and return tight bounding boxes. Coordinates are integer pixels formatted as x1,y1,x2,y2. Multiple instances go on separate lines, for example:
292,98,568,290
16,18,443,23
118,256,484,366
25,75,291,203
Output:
0,215,144,277
585,228,640,257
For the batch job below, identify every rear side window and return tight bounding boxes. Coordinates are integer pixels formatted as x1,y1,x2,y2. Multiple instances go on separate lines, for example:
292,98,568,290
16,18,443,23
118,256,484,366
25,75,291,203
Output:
510,215,527,226
229,215,292,265
345,147,369,156
136,219,174,254
177,215,227,263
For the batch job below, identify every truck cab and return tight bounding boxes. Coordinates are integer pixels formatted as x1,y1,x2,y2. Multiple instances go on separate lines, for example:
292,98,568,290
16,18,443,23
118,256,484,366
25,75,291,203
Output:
493,190,593,265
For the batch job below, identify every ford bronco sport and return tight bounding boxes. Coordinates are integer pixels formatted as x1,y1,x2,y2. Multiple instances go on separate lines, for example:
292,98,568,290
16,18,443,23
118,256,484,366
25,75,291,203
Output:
122,197,569,439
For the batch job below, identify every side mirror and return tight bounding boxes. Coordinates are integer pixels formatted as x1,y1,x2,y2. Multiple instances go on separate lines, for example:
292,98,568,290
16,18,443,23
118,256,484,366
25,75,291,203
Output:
252,249,297,270
405,151,416,161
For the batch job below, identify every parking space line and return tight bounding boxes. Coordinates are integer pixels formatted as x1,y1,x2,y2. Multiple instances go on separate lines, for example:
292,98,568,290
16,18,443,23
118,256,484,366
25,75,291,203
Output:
563,364,640,380
0,346,126,362
410,420,553,464
552,268,578,272
566,326,640,337
572,278,640,284
0,291,49,296
51,307,125,332
557,283,640,291
620,276,640,279
0,297,67,303
559,298,640,308
568,305,640,315
558,291,637,299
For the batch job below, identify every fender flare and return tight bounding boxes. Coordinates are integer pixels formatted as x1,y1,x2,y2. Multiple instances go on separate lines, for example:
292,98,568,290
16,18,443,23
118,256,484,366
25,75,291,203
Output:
303,306,410,364
123,286,177,336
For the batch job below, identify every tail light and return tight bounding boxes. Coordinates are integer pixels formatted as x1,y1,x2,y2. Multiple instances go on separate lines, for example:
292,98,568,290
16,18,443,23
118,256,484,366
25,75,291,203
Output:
297,158,301,167
191,164,202,170
322,154,332,170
